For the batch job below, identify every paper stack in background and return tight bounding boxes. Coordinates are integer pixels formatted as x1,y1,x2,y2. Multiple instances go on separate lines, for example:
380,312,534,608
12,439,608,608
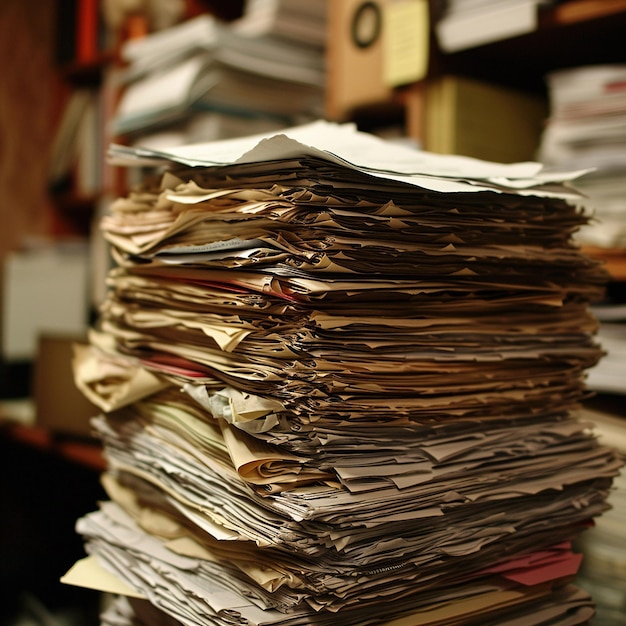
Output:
114,2,326,148
433,0,553,53
585,302,626,396
538,64,626,250
67,121,622,625
575,401,626,626
538,66,626,625
539,64,626,403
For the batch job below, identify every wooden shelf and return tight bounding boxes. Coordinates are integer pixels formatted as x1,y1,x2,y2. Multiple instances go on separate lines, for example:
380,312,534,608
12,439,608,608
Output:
435,0,626,93
583,247,626,283
60,51,115,86
541,0,626,27
49,189,98,236
0,421,105,473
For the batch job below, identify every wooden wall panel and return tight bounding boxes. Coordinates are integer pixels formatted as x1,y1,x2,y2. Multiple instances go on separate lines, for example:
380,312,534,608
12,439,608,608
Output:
0,0,58,258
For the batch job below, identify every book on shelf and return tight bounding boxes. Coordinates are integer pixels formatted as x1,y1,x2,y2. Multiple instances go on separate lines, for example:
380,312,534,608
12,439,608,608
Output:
55,0,109,66
433,0,555,53
424,74,547,163
48,87,104,199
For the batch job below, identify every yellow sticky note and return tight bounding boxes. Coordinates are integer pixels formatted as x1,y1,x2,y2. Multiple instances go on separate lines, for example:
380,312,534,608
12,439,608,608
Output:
384,0,429,87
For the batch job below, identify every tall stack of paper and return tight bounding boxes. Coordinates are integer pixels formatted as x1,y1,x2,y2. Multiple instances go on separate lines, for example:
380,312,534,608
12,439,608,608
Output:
113,7,326,148
538,64,626,250
69,121,622,625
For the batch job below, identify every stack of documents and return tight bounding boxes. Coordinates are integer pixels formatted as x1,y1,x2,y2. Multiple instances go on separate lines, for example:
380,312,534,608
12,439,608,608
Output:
538,64,626,249
434,0,553,53
70,121,622,625
586,303,626,395
575,402,626,625
114,9,325,146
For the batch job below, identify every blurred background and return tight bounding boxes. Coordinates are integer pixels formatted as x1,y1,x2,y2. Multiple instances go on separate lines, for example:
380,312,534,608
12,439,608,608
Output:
0,0,624,623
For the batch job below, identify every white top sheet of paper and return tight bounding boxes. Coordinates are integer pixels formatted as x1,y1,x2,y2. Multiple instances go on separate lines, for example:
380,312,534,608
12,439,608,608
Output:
108,120,589,198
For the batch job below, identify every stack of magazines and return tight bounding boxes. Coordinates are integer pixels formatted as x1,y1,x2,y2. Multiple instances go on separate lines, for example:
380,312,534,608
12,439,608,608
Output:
114,5,326,147
539,63,626,250
66,121,622,625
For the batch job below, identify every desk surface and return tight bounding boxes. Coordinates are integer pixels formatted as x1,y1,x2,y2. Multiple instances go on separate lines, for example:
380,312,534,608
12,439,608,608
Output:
0,418,105,472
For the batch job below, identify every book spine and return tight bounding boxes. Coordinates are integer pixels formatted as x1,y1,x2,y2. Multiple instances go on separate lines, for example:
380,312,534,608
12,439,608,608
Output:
76,0,99,63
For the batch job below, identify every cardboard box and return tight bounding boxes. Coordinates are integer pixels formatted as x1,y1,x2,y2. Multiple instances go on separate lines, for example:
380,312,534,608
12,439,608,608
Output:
326,0,394,120
34,334,99,438
1,244,90,362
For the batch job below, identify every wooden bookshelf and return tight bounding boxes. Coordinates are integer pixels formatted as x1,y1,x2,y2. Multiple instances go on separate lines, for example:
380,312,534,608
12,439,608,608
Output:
541,0,626,27
0,420,105,472
584,247,626,283
432,0,626,94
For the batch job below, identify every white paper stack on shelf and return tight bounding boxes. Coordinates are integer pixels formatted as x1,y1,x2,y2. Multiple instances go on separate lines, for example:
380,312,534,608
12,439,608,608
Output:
585,303,626,395
538,64,626,249
575,402,626,626
69,121,622,625
434,0,553,53
232,0,326,47
113,7,325,146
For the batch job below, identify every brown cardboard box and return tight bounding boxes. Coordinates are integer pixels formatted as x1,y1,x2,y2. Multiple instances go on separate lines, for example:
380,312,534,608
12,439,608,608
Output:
34,334,99,438
424,74,547,163
326,0,394,121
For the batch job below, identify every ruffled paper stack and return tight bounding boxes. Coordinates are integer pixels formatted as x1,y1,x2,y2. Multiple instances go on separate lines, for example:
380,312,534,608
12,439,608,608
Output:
69,121,622,625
